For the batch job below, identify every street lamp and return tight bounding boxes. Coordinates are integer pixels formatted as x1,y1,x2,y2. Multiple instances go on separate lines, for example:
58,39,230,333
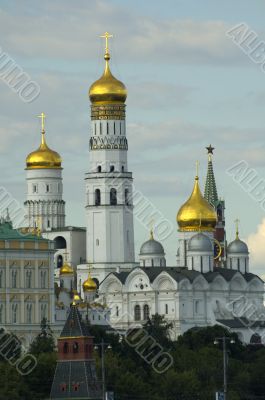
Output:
214,336,235,400
94,339,112,400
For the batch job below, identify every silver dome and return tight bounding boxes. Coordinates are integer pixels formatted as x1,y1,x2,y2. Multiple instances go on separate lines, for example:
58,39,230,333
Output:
140,239,165,255
188,233,212,252
227,239,248,254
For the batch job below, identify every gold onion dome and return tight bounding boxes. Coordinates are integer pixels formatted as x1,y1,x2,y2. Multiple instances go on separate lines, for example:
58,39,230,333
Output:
26,113,61,170
177,175,217,232
89,33,127,105
72,290,81,303
83,272,97,292
59,261,74,276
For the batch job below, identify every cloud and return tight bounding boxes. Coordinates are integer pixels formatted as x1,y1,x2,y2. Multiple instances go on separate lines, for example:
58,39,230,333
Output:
247,218,265,278
0,1,248,66
127,82,195,109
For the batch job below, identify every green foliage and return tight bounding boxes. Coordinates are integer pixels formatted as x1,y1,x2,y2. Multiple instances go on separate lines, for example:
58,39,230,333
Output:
29,334,56,356
2,317,265,399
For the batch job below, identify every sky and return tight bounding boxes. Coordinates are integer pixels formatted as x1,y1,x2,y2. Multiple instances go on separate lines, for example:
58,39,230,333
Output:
1,0,265,275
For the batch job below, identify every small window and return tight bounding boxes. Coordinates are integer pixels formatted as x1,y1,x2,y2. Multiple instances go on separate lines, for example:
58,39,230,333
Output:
96,239,99,246
47,220,50,228
114,122,116,135
121,166,125,172
110,188,117,205
100,122,102,135
33,184,37,193
63,342,69,353
125,189,129,205
97,165,102,172
95,189,101,206
134,305,141,321
143,304,150,320
116,306,119,317
107,122,109,135
46,184,50,193
165,304,168,314
73,342,79,353
110,165,115,172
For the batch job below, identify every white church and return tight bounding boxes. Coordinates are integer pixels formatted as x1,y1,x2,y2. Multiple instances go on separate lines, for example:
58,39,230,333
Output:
23,33,265,344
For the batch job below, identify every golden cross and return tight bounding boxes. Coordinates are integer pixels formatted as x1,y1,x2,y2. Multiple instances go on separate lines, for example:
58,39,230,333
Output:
195,160,200,177
235,218,240,239
100,31,113,53
88,261,93,273
38,112,46,132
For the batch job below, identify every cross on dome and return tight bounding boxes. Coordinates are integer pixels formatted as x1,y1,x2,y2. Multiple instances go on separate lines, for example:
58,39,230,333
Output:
100,31,113,54
38,112,46,132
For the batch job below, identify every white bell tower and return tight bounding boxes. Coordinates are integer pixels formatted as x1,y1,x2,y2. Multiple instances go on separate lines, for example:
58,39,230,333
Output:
85,33,135,280
24,113,65,231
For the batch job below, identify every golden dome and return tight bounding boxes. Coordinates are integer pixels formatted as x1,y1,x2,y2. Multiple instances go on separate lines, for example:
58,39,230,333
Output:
59,262,74,275
177,176,217,232
26,130,61,170
72,290,81,303
83,272,97,292
89,51,127,105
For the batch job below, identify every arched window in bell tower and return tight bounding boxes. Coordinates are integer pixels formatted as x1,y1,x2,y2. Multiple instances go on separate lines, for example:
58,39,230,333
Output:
110,188,117,205
95,189,101,206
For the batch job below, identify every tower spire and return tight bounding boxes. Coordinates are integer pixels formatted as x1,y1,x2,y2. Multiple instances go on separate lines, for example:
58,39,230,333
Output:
204,144,218,206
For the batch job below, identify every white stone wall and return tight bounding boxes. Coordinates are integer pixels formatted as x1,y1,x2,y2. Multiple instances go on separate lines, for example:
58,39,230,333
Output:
25,168,65,230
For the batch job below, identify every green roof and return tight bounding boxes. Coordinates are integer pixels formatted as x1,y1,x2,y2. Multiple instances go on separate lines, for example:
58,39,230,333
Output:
0,222,48,241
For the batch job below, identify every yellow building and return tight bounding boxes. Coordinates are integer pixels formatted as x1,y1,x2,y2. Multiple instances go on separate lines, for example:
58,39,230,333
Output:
0,219,55,346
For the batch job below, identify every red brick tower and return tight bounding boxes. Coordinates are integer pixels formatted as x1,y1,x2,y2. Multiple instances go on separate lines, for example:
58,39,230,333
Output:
50,304,102,399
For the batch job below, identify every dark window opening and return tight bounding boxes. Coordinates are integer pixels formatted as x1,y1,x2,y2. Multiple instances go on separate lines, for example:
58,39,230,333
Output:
110,165,115,172
95,189,101,206
54,236,67,250
125,189,129,205
134,305,141,321
63,342,69,353
57,254,63,268
110,188,117,205
73,342,79,353
143,304,150,320
97,165,102,172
